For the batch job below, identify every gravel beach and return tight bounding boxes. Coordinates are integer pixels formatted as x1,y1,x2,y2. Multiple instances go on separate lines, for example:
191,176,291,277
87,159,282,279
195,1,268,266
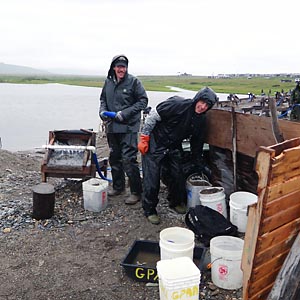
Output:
0,134,243,300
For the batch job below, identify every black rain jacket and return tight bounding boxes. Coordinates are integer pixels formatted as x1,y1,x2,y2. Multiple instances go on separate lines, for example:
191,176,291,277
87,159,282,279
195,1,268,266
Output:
149,87,217,161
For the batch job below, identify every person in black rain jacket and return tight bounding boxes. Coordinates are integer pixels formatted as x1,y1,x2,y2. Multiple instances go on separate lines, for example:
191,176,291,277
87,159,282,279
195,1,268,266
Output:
138,87,217,224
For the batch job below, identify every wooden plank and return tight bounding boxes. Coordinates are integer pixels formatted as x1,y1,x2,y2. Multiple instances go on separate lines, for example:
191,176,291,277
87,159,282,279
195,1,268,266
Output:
270,169,300,185
263,191,300,218
206,109,232,150
243,205,266,300
277,122,300,141
206,109,300,157
249,266,282,298
242,149,273,300
249,285,273,300
267,233,300,300
249,235,300,299
251,251,289,282
262,208,300,234
82,136,92,166
243,155,300,299
272,146,300,167
265,177,300,202
236,114,276,156
256,220,300,252
255,149,274,194
268,137,300,157
255,238,295,266
270,147,300,181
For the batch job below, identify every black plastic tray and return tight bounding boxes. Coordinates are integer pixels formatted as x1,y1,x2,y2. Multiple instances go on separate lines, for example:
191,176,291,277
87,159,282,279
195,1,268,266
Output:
120,240,207,283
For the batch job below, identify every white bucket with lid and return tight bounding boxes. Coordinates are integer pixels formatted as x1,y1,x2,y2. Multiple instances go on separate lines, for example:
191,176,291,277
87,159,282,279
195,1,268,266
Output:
186,174,212,208
199,187,227,218
157,257,201,300
229,191,258,233
210,236,244,290
159,227,195,261
82,178,108,212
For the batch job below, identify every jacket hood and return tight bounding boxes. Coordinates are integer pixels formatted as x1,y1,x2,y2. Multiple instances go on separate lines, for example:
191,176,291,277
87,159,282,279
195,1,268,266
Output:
107,54,129,78
193,87,218,111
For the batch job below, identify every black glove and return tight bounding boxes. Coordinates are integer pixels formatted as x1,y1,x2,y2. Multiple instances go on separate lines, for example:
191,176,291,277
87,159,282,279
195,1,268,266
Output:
115,111,124,122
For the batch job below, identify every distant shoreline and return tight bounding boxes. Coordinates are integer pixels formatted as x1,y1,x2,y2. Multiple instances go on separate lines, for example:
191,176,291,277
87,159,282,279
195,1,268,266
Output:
0,74,297,95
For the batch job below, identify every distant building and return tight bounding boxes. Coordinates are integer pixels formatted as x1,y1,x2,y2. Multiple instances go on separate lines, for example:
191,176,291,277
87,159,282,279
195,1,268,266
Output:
178,72,192,77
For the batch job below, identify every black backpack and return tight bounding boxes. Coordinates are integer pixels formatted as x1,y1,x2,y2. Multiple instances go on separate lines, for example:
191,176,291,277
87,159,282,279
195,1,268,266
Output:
185,205,238,247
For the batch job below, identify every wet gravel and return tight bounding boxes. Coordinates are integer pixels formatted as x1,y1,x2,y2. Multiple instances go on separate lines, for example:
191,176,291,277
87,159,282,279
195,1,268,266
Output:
0,145,243,300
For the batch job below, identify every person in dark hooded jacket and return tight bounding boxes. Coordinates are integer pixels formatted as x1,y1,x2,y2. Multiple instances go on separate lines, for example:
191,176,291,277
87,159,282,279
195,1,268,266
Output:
138,87,218,224
99,54,148,204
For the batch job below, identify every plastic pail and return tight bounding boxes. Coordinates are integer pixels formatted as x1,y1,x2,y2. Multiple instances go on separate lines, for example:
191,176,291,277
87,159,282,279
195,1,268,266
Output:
82,178,108,212
159,227,195,260
210,236,244,290
186,174,212,208
199,187,227,218
229,191,258,233
157,257,201,300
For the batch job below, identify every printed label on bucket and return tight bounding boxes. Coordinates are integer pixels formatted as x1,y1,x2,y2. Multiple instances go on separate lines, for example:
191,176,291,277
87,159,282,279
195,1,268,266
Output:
218,264,228,281
160,283,199,300
216,203,224,215
102,191,107,205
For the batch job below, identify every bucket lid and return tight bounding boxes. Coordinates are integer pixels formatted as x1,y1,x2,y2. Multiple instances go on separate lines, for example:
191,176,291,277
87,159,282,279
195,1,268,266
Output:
82,178,108,191
157,257,200,280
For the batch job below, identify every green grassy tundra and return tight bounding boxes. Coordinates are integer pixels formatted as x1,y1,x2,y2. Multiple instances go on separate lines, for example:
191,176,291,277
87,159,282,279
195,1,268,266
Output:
0,74,297,96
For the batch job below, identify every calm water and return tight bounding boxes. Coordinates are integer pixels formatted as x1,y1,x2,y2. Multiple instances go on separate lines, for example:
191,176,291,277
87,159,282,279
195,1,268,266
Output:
0,83,197,151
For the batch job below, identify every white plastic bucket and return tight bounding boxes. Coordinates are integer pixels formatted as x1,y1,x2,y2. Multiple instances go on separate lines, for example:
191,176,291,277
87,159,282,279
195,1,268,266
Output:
199,187,227,218
82,178,108,212
157,257,201,300
186,174,212,208
229,191,258,233
210,236,244,290
159,227,195,260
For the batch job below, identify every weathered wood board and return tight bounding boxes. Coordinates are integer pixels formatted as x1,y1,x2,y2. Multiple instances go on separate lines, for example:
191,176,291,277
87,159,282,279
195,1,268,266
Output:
241,138,300,300
206,109,300,157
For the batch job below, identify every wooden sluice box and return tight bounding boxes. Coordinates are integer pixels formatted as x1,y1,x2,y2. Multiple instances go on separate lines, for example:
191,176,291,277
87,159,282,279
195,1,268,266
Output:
41,129,105,182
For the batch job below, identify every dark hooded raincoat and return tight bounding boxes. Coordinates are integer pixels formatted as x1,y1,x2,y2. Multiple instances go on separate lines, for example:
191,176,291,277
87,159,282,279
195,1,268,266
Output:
141,87,217,216
99,55,148,194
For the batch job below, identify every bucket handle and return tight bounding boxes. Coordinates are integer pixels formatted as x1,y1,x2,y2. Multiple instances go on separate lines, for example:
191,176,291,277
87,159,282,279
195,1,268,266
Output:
207,256,238,269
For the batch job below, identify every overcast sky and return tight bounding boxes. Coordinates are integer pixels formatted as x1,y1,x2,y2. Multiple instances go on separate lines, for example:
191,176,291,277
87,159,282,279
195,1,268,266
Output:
1,0,298,76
